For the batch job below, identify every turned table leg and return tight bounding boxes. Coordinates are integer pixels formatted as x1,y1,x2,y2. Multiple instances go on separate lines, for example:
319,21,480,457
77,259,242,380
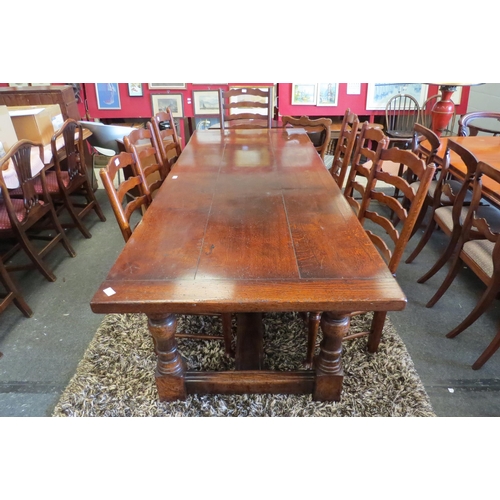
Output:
313,312,350,402
147,313,187,401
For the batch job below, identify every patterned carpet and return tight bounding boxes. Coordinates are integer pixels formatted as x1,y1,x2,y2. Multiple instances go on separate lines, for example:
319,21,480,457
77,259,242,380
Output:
53,312,435,417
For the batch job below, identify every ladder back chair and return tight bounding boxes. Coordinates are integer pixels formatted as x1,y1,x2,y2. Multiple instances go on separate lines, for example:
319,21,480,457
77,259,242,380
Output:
0,140,75,282
150,108,182,176
385,94,421,147
414,140,497,298
343,122,390,215
329,109,359,189
306,147,436,365
429,161,500,369
123,127,165,204
99,152,150,243
219,87,273,130
458,111,500,137
281,115,332,161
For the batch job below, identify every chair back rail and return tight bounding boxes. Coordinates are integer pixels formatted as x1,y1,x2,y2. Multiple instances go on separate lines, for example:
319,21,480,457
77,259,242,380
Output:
281,115,332,160
219,87,273,129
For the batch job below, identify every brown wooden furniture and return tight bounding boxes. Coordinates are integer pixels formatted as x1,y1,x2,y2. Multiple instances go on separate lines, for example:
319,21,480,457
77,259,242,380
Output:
0,85,80,121
0,140,75,282
343,122,390,215
329,109,359,189
458,111,500,137
99,152,150,243
306,146,435,366
91,128,406,402
281,115,332,160
123,127,165,203
385,94,421,146
0,256,32,318
150,109,182,176
430,161,500,369
219,87,273,129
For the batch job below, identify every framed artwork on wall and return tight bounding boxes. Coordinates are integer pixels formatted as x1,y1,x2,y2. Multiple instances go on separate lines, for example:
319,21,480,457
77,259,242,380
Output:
366,83,428,110
148,83,186,89
128,83,143,97
193,90,220,115
291,83,317,105
151,94,184,117
316,83,339,106
95,83,121,110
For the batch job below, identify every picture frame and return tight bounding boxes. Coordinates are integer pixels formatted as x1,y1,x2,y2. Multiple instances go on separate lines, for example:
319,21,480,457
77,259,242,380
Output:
95,83,121,110
195,116,220,130
9,83,29,87
316,83,339,106
148,83,186,89
366,83,428,110
128,83,143,97
151,93,184,117
193,90,220,115
291,83,317,105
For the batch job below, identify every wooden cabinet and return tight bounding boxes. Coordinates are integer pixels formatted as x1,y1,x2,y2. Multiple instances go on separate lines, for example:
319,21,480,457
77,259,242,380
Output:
0,85,80,121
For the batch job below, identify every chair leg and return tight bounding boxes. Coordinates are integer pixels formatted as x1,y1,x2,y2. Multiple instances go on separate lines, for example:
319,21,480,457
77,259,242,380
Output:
14,229,57,282
472,329,500,370
417,228,460,284
48,204,76,258
446,284,499,339
425,251,463,308
406,217,437,264
62,192,93,239
221,312,234,357
305,311,321,368
0,265,33,317
367,311,387,353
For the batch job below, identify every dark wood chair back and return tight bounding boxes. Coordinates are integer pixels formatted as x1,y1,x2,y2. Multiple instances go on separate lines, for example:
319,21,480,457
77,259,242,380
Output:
123,127,164,203
330,109,359,188
0,139,75,282
358,147,435,274
343,122,390,214
458,111,500,136
100,152,149,243
385,94,421,140
281,115,332,160
150,109,182,176
219,87,273,129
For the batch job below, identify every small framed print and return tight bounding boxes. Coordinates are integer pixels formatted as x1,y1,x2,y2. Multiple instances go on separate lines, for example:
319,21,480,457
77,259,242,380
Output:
9,83,29,87
95,83,121,110
193,90,220,115
151,94,184,117
128,83,143,97
291,83,317,105
316,83,339,106
148,83,186,89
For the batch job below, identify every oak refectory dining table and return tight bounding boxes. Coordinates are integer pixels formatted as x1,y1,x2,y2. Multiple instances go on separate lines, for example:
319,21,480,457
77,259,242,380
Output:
90,128,406,402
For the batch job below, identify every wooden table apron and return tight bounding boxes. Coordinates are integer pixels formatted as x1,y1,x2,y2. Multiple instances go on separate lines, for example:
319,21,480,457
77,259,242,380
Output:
91,129,406,402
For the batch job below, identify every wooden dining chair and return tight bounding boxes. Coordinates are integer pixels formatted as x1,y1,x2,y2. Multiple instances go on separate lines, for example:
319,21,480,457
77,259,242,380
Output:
458,111,500,137
305,147,436,365
281,115,332,161
150,109,182,176
219,87,273,129
385,94,421,148
99,152,150,243
343,122,390,215
0,140,76,283
47,119,106,238
329,109,359,189
123,127,165,203
426,161,500,369
0,254,33,318
413,140,496,296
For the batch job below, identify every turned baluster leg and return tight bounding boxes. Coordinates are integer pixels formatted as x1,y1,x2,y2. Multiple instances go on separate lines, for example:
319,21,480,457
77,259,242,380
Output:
147,313,187,401
313,312,350,402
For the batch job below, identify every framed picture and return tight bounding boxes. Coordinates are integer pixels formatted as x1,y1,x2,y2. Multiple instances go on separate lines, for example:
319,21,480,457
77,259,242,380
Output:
316,83,339,106
195,116,220,130
95,83,121,110
291,83,317,105
366,83,428,110
30,83,51,86
9,83,29,87
193,90,220,115
128,83,143,97
148,83,186,89
151,94,184,117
